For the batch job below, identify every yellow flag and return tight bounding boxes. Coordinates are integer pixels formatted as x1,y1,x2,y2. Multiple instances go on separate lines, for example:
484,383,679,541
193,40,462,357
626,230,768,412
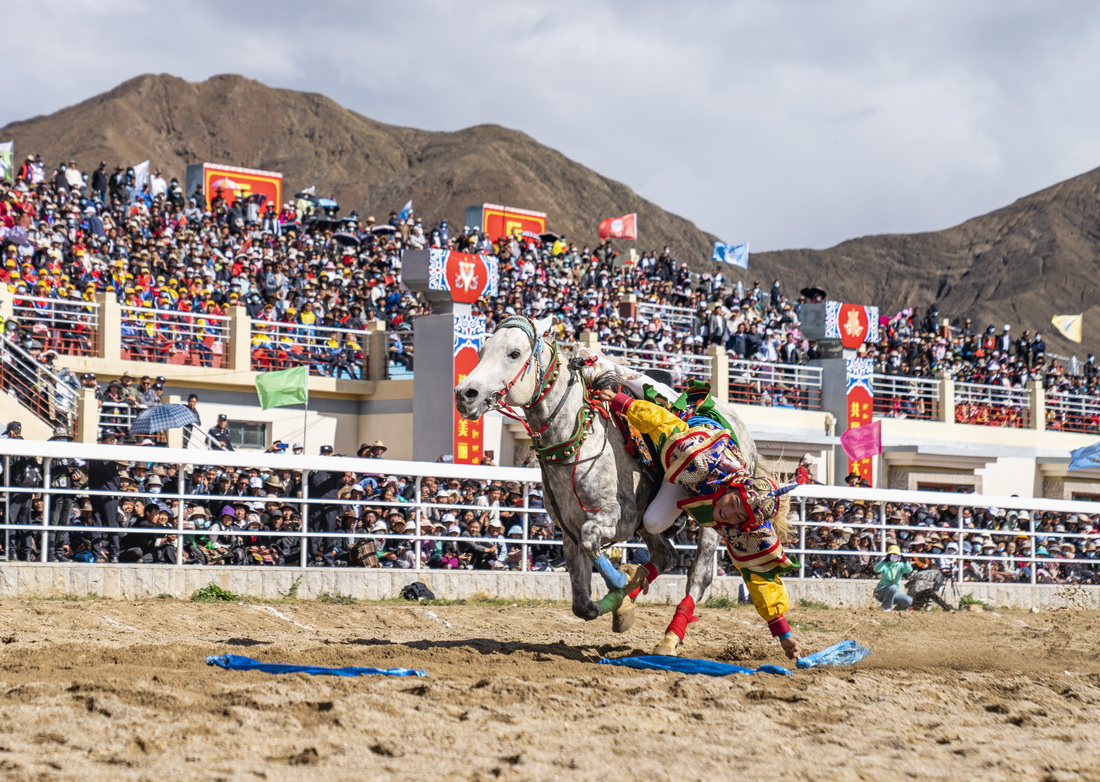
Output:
1051,314,1083,343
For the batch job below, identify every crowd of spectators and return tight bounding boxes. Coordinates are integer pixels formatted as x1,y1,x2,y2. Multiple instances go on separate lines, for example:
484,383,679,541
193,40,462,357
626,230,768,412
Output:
2,155,1098,398
4,427,1096,587
792,493,1100,587
1,154,1099,582
0,432,571,571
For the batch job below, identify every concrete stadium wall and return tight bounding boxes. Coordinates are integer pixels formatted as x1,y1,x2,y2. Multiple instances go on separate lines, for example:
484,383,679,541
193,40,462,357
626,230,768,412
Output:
2,563,1098,610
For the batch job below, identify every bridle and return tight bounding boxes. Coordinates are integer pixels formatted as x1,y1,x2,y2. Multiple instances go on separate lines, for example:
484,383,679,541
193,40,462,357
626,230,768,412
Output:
490,315,561,412
488,316,610,511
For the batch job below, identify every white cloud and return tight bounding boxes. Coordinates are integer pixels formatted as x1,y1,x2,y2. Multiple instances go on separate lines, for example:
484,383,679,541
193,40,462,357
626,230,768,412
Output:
3,0,1100,251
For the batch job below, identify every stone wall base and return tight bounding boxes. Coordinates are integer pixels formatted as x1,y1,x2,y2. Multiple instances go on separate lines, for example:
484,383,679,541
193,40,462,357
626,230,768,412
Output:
1,563,1097,610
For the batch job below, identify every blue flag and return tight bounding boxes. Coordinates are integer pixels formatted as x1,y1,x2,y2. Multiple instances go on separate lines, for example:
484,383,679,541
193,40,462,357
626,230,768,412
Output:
397,200,413,221
1069,441,1100,471
712,241,749,269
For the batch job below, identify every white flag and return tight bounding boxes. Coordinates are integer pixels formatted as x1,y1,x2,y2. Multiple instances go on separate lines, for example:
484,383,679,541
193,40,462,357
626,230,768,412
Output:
1051,314,1083,343
0,141,12,183
132,160,150,190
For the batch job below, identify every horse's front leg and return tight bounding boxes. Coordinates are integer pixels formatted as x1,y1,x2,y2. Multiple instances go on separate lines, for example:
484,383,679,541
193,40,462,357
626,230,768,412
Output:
654,525,720,656
569,515,636,621
563,534,602,621
578,514,629,591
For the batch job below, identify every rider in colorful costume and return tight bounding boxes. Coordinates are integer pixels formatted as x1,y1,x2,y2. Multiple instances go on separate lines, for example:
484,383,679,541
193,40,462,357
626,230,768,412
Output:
597,382,802,660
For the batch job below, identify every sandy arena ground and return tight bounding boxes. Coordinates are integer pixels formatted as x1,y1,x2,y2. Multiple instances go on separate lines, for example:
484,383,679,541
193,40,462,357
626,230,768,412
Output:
1,596,1099,781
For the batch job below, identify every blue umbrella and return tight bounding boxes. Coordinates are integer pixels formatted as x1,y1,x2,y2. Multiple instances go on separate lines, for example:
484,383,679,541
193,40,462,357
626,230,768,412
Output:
130,404,200,435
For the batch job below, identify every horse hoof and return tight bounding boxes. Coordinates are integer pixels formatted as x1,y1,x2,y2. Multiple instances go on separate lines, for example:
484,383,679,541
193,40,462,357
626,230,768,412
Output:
619,564,649,596
652,631,682,657
612,596,636,633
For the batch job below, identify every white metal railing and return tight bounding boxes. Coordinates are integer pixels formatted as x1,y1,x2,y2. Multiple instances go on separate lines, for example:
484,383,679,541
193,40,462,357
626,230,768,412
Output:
250,320,369,379
601,344,712,389
873,373,940,420
120,305,230,369
11,294,99,357
954,381,1031,428
1044,392,1100,435
728,359,823,410
785,485,1100,587
98,399,141,436
0,333,79,429
1,440,1097,591
637,301,698,335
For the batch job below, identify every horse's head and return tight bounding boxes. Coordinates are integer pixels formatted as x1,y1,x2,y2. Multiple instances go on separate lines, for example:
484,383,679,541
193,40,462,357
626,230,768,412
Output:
455,316,552,421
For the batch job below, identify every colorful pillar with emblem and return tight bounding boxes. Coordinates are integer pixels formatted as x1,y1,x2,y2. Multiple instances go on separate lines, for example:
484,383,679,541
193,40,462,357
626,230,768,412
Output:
824,302,880,482
402,248,498,464
803,300,880,484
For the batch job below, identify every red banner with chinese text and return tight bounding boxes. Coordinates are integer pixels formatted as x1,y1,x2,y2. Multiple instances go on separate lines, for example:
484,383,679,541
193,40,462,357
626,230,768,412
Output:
481,203,547,242
201,163,282,210
845,357,875,483
453,314,486,464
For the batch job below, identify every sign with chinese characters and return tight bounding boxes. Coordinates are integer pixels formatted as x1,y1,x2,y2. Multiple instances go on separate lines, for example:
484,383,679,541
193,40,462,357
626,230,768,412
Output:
465,203,547,242
185,163,283,210
453,314,486,464
845,357,875,481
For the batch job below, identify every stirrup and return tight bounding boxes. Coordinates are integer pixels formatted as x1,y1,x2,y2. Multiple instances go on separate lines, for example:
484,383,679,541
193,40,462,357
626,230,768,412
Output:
619,563,649,596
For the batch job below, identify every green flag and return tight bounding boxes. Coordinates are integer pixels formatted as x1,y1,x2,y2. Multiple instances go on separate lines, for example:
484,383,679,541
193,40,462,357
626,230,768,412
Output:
256,366,308,409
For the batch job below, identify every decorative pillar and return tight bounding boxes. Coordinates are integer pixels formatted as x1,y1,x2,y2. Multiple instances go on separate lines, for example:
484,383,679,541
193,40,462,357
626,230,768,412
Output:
937,373,955,424
1030,379,1045,432
365,320,387,381
707,344,729,402
402,248,499,463
96,292,121,360
227,305,251,371
75,388,99,443
804,300,880,485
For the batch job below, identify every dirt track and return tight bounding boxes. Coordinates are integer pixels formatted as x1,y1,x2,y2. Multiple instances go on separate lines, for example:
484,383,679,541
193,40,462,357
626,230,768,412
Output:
1,597,1099,781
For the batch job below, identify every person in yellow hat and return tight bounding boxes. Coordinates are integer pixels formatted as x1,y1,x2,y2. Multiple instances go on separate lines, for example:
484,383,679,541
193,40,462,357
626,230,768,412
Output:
873,544,914,611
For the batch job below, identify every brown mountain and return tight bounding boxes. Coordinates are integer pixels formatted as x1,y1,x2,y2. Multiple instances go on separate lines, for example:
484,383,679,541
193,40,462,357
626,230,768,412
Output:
755,169,1100,356
4,73,1099,355
0,72,716,259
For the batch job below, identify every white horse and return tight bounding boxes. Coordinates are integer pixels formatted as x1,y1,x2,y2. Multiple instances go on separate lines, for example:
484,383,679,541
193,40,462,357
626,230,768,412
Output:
455,315,759,655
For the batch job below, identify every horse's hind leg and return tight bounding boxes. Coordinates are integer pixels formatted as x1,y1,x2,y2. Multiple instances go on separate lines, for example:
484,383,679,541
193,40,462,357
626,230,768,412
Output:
654,526,720,656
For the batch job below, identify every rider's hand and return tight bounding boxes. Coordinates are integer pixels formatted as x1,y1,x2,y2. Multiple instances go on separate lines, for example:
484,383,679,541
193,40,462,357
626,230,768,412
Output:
594,388,617,403
780,636,802,661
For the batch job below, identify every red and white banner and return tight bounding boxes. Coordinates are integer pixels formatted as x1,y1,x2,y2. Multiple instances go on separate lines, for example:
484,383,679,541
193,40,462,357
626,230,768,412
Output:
598,213,637,240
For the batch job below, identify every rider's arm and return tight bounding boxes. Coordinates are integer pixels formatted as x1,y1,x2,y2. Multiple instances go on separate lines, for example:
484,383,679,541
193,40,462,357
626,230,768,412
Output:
608,393,689,440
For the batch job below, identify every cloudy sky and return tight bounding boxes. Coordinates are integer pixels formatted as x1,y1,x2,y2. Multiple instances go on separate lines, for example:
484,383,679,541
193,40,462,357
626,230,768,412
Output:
5,1,1100,251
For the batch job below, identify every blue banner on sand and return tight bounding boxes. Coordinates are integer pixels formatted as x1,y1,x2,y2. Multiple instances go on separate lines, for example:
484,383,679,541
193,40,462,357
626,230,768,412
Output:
207,654,426,678
598,655,791,676
796,640,872,669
